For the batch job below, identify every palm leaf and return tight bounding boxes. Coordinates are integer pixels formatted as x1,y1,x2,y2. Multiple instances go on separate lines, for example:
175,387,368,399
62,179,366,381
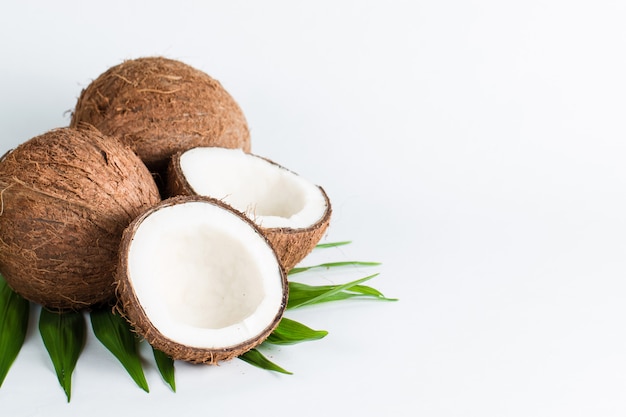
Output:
238,349,292,375
264,317,328,345
288,273,396,309
90,308,149,392
289,261,381,275
315,241,352,249
0,275,29,387
152,347,176,392
39,308,86,401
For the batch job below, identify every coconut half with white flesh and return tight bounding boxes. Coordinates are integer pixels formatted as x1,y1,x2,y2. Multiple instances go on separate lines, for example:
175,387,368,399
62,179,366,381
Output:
116,196,288,364
167,147,331,271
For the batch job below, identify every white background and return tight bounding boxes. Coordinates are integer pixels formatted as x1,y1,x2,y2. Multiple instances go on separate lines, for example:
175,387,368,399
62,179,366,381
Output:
1,1,626,416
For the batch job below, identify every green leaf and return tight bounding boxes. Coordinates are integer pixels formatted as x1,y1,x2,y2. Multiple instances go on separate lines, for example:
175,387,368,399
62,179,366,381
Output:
38,308,86,401
315,241,352,249
90,308,149,392
289,261,381,275
264,317,328,346
0,275,29,387
289,282,374,307
288,273,397,309
238,349,292,375
152,347,176,392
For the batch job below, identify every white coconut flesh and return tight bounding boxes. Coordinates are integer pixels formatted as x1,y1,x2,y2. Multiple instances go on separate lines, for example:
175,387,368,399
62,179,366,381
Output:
179,147,327,229
127,201,284,349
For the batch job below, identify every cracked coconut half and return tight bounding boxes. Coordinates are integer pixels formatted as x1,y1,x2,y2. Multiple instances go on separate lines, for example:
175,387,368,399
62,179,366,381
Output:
167,147,331,271
116,196,288,364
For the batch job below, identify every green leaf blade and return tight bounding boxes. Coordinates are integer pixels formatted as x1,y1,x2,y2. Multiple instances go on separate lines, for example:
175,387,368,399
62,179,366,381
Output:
152,347,176,392
265,317,328,346
0,275,29,388
288,273,397,309
90,309,149,392
288,285,368,307
289,261,381,275
238,349,292,375
38,309,86,401
314,241,352,249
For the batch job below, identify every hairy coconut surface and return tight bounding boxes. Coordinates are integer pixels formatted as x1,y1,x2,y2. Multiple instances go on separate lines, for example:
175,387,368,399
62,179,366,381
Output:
167,147,331,271
70,56,250,171
116,196,287,364
0,127,161,310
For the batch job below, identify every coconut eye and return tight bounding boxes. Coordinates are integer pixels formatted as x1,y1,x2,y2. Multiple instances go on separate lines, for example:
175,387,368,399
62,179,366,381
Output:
167,147,332,271
117,196,287,364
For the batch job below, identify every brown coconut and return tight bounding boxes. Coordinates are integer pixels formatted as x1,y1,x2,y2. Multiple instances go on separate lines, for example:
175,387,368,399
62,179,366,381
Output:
0,127,161,310
70,56,250,172
116,196,288,364
166,148,331,271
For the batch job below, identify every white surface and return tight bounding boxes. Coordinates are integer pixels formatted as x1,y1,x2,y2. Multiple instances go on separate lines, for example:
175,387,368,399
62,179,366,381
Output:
1,1,626,416
180,147,328,228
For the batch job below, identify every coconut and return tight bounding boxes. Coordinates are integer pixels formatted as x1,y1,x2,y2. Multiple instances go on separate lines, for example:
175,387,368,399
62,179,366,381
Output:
0,127,161,310
116,196,287,364
167,147,331,271
70,56,250,171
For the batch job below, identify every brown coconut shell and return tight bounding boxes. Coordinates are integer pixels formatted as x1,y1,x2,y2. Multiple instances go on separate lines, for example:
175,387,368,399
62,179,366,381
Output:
0,127,161,310
166,151,331,271
116,195,288,364
70,56,250,172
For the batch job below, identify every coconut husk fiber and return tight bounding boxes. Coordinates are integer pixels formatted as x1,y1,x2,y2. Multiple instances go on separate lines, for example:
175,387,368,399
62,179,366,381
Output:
0,127,161,310
70,56,251,172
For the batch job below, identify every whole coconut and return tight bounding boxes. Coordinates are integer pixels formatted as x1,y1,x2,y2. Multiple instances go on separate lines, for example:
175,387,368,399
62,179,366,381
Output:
70,56,251,171
0,127,161,310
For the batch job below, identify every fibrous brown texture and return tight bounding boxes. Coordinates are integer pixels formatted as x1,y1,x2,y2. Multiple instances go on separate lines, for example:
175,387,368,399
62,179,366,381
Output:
116,196,288,364
70,56,250,171
166,151,331,272
0,127,161,310
261,215,331,272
